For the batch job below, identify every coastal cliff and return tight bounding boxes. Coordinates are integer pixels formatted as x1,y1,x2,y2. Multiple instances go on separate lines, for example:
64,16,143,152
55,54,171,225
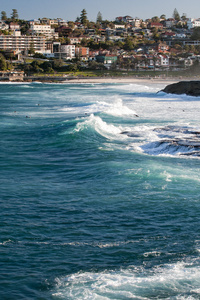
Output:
162,81,200,96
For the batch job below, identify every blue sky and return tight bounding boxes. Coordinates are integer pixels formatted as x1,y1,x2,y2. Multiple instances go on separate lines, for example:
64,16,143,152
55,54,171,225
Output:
1,0,200,21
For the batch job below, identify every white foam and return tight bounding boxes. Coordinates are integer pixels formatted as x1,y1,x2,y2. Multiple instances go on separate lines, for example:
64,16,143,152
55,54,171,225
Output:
52,260,200,299
60,98,138,118
104,98,137,117
109,83,160,93
0,239,13,245
74,114,123,139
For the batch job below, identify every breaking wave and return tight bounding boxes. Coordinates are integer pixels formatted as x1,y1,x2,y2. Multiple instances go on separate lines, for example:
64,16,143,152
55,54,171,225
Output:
52,260,200,299
61,98,138,118
74,114,123,139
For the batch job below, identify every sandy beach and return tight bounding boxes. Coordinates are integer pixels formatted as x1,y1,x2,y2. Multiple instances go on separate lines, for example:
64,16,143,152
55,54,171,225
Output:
63,77,178,85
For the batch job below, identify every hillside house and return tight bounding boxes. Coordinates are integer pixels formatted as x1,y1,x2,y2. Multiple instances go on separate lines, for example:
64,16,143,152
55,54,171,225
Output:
187,18,200,29
148,22,163,29
96,54,117,68
9,23,20,31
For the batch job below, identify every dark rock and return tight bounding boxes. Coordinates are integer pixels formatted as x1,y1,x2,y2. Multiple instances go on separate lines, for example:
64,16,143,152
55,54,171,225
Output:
161,81,200,96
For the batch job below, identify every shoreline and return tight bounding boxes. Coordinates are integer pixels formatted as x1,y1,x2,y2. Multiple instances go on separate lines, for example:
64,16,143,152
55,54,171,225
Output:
62,77,178,84
1,75,199,85
24,76,180,85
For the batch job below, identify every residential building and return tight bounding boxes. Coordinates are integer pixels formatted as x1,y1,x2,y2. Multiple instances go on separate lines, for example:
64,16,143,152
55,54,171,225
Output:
165,18,176,28
28,19,40,25
96,54,117,68
76,47,89,58
187,18,200,29
69,36,89,44
56,26,72,37
29,24,58,39
114,24,126,29
0,31,46,53
90,35,105,43
89,50,100,60
9,23,20,31
39,18,67,26
158,54,169,67
156,42,169,52
132,18,142,28
55,44,76,59
148,22,163,29
115,16,134,24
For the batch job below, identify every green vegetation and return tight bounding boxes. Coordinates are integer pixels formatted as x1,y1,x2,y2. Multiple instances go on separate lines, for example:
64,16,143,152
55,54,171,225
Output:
0,53,12,70
80,9,88,26
11,9,19,21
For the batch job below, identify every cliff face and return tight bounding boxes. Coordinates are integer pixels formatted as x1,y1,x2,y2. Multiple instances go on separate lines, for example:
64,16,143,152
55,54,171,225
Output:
162,81,200,96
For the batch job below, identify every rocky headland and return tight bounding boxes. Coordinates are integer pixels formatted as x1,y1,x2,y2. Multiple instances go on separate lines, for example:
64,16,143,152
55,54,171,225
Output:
162,81,200,96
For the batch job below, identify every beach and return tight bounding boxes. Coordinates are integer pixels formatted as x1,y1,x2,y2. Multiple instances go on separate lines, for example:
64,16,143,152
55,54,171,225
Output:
64,77,178,84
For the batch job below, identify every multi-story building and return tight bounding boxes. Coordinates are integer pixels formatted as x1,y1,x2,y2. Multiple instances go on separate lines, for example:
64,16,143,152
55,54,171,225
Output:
60,44,75,58
187,18,200,29
76,47,89,58
29,24,58,39
39,18,67,26
0,31,46,53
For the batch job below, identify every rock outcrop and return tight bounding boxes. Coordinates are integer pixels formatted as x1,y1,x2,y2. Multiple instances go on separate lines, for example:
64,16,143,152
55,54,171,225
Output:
162,81,200,96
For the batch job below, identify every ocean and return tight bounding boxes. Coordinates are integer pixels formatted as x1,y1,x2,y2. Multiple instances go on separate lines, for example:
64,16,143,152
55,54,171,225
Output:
1,81,200,299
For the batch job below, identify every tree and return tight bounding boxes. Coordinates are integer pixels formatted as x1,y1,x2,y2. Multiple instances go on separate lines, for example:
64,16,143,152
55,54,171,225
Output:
11,9,19,21
160,14,166,20
80,38,88,46
1,11,7,21
152,16,160,23
80,9,87,26
123,37,134,51
152,27,161,42
173,8,180,21
184,44,190,53
52,59,64,69
20,21,29,35
181,13,187,21
68,21,75,29
31,60,43,73
191,27,200,40
96,11,102,23
0,54,7,70
41,61,54,73
29,42,35,55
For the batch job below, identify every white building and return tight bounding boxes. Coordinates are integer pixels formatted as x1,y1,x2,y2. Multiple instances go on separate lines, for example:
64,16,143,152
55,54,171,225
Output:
158,54,169,67
132,18,141,28
60,44,76,59
0,31,46,53
29,24,58,39
187,18,200,29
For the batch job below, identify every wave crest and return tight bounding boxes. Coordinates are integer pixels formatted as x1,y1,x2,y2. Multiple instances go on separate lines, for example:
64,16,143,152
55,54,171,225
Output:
74,114,122,139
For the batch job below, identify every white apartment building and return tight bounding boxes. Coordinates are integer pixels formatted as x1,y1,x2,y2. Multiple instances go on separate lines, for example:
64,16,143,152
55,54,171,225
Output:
60,44,75,59
187,18,200,29
29,24,58,39
0,31,46,53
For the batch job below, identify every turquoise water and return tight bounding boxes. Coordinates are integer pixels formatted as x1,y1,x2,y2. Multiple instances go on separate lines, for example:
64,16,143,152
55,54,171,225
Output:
1,82,200,299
